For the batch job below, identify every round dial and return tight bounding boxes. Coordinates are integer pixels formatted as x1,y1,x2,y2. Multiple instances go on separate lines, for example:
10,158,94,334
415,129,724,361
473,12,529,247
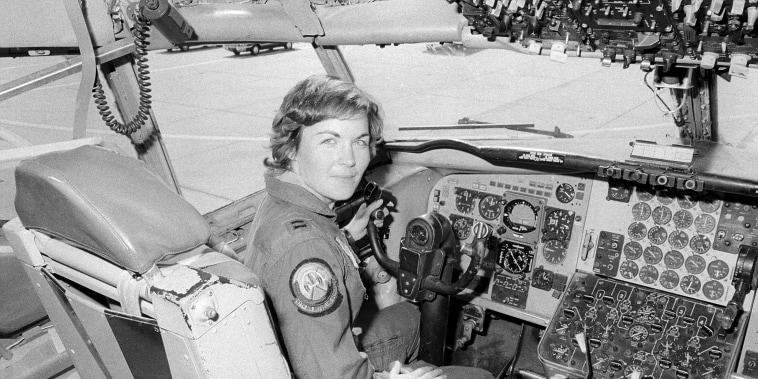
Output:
703,280,725,300
648,226,668,245
694,214,716,234
478,194,502,221
498,242,533,274
678,194,698,209
644,246,664,265
620,260,639,279
544,209,574,240
690,235,712,254
452,217,472,240
531,267,554,290
543,240,567,264
680,275,702,295
699,197,722,213
503,199,540,234
636,187,656,202
624,241,644,260
707,260,730,280
638,305,656,319
657,191,676,205
628,222,648,241
632,202,652,221
455,189,477,214
629,325,649,342
685,255,707,274
640,265,659,284
665,250,685,269
472,221,492,239
555,183,575,203
624,365,645,379
660,270,680,289
668,230,689,249
652,206,673,225
673,210,694,229
409,223,429,245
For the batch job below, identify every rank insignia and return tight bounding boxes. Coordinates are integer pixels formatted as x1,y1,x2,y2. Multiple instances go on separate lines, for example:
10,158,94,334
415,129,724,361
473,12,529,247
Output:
290,258,342,317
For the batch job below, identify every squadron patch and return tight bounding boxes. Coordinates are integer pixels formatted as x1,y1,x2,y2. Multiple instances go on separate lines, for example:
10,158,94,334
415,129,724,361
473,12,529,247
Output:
290,258,342,317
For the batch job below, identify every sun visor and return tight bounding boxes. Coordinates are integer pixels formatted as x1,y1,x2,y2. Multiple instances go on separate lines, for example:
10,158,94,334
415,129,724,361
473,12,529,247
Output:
14,145,211,274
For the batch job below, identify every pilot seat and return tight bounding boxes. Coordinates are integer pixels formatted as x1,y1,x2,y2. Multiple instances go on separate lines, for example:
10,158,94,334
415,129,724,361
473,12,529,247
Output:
2,145,292,378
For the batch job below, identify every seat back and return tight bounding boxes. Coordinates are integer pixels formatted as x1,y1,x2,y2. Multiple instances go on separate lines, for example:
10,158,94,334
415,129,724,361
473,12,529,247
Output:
4,145,292,379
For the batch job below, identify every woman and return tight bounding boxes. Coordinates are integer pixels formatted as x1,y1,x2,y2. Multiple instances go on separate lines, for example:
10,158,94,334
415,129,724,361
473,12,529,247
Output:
240,75,492,379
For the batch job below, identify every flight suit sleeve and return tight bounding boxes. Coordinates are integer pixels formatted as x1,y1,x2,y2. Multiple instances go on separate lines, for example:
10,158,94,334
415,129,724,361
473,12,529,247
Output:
265,237,374,379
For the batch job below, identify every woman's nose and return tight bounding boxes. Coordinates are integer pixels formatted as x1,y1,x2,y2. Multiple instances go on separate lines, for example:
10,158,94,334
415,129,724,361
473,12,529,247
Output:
338,143,356,166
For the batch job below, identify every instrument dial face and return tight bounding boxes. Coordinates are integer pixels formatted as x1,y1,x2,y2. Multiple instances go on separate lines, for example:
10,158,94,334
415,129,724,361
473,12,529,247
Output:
640,265,659,284
707,260,730,280
644,246,664,265
652,206,673,225
632,202,652,221
680,275,702,295
555,183,575,203
703,280,725,300
648,226,668,245
694,214,716,234
503,199,539,234
478,194,502,221
699,197,722,213
620,260,639,279
690,235,712,254
636,187,656,202
627,222,648,241
678,194,698,209
455,188,477,214
624,241,644,260
685,255,707,274
629,325,649,342
544,209,574,240
673,210,694,229
664,250,685,269
472,221,492,239
498,241,533,274
452,217,473,240
660,270,680,289
409,223,429,245
657,191,676,205
543,240,567,264
532,268,554,290
668,230,689,249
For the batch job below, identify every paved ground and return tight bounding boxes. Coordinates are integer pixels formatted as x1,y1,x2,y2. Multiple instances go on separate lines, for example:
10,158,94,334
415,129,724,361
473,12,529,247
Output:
2,43,757,219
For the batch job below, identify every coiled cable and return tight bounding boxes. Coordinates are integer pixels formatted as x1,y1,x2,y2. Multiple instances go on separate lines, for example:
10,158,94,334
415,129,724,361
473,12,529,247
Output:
93,6,153,136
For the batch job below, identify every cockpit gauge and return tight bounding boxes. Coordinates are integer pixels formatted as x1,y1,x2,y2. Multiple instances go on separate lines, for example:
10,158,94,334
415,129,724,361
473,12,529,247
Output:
531,267,554,290
497,240,534,274
678,194,698,209
624,241,644,260
629,325,649,342
478,194,502,221
620,260,639,279
627,222,648,241
409,223,429,245
648,226,668,245
664,250,685,269
503,199,539,234
652,206,673,225
668,230,689,249
554,319,571,335
644,246,664,265
703,281,725,300
543,240,567,264
636,186,656,202
685,255,706,274
451,216,473,240
637,305,656,319
607,178,633,202
680,275,702,295
455,188,477,214
555,183,575,203
632,202,652,221
657,191,676,205
694,214,716,234
544,209,574,240
471,221,492,239
639,265,659,284
707,260,730,280
673,210,694,229
699,197,722,213
690,235,712,254
660,270,680,289
624,364,645,379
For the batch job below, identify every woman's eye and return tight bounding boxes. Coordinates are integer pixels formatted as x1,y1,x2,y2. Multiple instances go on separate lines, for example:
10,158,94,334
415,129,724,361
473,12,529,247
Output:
354,139,369,147
321,138,336,145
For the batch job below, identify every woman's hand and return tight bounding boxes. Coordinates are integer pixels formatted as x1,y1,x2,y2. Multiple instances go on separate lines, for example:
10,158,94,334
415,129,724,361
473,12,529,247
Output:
387,361,446,379
343,199,384,241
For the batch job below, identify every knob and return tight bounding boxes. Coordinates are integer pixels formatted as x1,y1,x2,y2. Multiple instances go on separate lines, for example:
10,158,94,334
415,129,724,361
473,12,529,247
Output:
656,175,670,186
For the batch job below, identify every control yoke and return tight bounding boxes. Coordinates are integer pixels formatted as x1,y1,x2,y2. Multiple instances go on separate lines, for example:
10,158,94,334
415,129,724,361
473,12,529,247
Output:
369,212,483,302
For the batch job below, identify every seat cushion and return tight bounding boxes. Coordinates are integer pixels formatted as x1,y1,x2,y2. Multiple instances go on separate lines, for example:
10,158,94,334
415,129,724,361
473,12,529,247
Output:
14,145,211,274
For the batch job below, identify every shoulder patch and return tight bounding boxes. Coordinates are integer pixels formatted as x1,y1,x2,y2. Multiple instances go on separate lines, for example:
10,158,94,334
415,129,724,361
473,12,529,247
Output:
289,258,342,317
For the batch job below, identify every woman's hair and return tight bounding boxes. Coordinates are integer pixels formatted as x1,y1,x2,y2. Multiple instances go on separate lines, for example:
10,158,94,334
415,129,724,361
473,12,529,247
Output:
265,75,383,172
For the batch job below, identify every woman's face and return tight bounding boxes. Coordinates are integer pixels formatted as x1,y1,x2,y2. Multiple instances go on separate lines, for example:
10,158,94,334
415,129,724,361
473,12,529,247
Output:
290,116,371,205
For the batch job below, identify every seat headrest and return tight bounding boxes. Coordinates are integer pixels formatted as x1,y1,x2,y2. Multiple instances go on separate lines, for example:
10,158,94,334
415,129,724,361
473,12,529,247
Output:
14,145,211,274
